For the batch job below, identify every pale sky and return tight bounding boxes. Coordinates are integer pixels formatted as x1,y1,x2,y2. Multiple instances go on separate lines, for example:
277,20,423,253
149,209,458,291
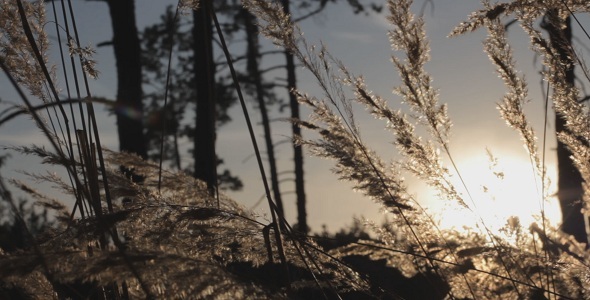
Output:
2,0,588,232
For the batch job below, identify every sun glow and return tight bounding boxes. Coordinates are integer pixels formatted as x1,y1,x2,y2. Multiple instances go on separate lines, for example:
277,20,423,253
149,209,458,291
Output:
432,153,561,231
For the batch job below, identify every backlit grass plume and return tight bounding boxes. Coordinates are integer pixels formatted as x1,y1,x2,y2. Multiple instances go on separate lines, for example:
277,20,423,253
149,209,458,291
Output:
247,0,590,298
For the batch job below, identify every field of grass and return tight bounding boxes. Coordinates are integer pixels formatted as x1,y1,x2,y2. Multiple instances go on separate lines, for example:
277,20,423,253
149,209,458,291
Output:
1,0,590,299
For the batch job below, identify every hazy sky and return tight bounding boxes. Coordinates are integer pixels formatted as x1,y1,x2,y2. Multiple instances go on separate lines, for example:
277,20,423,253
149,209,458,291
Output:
2,0,588,232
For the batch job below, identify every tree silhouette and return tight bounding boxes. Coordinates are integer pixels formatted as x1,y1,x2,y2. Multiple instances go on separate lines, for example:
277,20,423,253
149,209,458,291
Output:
140,5,242,191
240,7,286,218
193,0,217,196
105,0,147,161
543,11,587,244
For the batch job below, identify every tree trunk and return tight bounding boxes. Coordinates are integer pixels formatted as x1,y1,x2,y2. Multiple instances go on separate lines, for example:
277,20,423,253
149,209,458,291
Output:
193,1,217,196
545,11,587,244
106,0,147,160
242,8,285,220
281,0,308,234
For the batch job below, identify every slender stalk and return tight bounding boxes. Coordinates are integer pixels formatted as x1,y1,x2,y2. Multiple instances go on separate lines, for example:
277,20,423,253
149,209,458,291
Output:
208,1,291,286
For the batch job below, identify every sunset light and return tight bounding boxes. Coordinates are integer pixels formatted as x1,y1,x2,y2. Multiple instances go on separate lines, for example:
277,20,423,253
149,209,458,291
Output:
436,152,561,231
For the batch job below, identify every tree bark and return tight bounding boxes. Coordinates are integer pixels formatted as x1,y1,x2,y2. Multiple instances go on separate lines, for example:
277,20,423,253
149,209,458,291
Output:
281,0,308,234
545,11,587,244
106,0,147,160
193,1,217,196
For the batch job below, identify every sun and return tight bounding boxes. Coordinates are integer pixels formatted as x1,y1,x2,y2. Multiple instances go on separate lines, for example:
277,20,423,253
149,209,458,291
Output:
430,152,561,231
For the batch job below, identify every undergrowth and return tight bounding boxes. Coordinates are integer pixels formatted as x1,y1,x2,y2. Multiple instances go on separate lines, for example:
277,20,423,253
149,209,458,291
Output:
1,0,590,299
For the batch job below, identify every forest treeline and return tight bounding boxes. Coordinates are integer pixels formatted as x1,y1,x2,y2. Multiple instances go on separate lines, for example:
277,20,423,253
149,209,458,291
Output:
114,0,380,233
1,0,590,299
